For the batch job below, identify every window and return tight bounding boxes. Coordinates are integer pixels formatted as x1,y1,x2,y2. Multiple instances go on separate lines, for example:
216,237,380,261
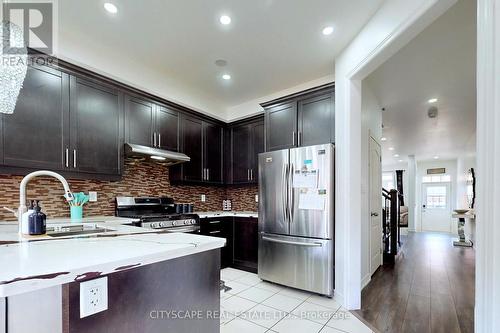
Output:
425,185,447,208
382,172,395,190
422,174,451,183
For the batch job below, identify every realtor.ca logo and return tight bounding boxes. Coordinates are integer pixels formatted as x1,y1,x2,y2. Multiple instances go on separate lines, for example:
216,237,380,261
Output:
2,0,56,55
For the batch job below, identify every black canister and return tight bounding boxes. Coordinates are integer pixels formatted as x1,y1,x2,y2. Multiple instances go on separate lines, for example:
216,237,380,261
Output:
175,204,182,214
28,201,46,235
187,204,194,213
182,203,189,214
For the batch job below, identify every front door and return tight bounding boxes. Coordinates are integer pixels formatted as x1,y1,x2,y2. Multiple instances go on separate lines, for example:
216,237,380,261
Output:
369,137,382,275
421,183,451,232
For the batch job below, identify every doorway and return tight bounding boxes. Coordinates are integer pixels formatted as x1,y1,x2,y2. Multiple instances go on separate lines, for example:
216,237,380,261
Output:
421,182,451,232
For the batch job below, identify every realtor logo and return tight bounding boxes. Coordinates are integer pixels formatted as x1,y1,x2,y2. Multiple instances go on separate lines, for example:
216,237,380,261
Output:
2,1,55,54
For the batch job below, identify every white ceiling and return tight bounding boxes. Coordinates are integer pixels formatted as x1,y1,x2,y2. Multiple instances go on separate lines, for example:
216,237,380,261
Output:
365,0,476,167
58,0,383,119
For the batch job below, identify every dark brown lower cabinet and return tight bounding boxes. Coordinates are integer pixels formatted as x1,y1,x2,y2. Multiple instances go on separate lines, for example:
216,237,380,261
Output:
200,217,233,268
233,217,258,273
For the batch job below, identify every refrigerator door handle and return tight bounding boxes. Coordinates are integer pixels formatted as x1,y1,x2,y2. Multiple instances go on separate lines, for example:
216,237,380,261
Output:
282,163,288,222
288,163,294,223
262,236,323,247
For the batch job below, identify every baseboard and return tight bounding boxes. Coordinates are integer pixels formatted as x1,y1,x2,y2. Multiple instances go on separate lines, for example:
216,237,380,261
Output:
333,290,345,308
361,273,371,289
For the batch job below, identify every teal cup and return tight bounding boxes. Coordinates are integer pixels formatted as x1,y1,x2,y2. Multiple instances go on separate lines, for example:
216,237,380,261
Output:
70,206,83,220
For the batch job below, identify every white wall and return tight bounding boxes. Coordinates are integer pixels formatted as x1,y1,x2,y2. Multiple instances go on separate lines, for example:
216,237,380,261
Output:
360,81,382,288
224,75,334,121
416,159,457,233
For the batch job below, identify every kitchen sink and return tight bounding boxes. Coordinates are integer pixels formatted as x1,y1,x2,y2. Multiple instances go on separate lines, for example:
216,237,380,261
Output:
46,224,115,237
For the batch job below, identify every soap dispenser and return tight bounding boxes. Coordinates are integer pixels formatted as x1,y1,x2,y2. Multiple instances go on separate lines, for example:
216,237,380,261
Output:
21,200,34,235
28,200,47,235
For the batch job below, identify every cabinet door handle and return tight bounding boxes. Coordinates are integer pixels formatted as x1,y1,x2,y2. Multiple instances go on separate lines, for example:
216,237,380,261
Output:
153,132,157,147
73,149,77,168
209,221,221,224
209,230,221,234
202,168,205,180
292,131,296,146
207,169,210,181
250,169,253,181
247,169,250,181
298,131,302,146
65,148,69,168
158,133,161,147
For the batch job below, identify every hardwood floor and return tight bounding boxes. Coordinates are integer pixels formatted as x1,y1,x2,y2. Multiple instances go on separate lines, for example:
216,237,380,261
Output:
354,232,475,333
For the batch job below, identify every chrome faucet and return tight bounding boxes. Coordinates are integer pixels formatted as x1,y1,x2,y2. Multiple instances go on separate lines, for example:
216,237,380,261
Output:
17,171,74,234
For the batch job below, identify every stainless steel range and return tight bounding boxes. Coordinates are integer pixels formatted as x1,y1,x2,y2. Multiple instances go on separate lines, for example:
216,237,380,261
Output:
115,197,200,234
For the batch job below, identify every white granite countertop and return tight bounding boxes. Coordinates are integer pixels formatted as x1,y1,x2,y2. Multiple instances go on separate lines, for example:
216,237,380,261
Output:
0,218,225,297
196,211,258,219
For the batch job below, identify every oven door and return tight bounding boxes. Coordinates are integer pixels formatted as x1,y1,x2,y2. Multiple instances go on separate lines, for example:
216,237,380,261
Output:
165,225,201,234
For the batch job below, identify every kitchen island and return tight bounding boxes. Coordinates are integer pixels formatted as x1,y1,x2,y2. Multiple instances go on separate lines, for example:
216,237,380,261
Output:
0,218,225,333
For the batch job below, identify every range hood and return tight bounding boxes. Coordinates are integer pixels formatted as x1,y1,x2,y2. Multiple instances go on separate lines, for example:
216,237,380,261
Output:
124,143,190,166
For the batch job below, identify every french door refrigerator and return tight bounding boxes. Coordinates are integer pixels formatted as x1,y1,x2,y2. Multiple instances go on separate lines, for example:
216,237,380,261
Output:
258,143,334,296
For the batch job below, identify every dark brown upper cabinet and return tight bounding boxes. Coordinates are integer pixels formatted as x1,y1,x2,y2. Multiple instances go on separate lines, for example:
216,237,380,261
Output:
156,105,179,152
228,116,264,184
298,91,335,147
179,116,203,182
125,95,179,151
125,96,154,147
1,65,70,170
203,122,223,184
262,83,334,151
69,77,123,176
250,119,265,182
170,115,223,184
0,65,123,179
265,102,297,151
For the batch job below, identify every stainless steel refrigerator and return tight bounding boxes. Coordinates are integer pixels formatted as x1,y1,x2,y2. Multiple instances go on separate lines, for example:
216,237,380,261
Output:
258,143,334,296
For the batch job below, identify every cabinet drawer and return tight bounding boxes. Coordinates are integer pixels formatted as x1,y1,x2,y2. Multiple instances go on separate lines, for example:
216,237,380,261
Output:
200,218,232,235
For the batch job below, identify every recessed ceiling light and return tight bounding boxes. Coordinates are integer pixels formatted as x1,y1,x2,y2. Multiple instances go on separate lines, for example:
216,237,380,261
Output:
220,15,231,25
394,154,400,158
434,155,440,159
104,2,118,14
222,74,231,80
322,26,334,35
399,159,404,163
428,98,438,103
381,137,387,141
151,155,166,161
388,147,395,151
215,59,227,67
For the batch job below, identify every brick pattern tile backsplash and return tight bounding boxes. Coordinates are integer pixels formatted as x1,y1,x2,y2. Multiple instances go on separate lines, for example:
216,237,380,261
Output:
0,158,258,221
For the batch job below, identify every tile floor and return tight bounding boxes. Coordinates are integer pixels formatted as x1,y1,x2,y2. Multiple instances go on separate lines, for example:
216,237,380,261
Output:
220,268,374,333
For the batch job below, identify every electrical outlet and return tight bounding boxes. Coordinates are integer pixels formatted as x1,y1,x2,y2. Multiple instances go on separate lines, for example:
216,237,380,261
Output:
80,277,108,318
88,191,98,202
255,195,259,203
201,194,206,202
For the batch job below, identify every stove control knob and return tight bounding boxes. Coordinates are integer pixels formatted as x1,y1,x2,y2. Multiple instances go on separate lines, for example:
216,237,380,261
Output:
151,223,158,228
172,221,176,226
159,222,165,228
191,219,196,225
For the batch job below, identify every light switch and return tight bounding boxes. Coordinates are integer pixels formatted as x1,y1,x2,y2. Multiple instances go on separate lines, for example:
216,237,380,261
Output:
201,194,206,202
255,195,259,203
